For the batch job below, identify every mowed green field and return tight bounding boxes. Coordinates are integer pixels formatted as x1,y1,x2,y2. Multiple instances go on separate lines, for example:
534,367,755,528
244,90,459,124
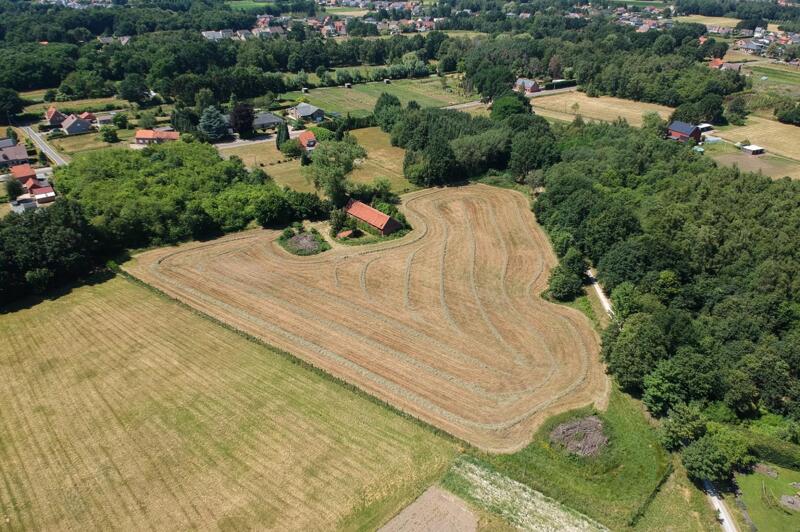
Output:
0,277,457,530
284,76,473,117
736,463,800,531
225,0,274,10
50,128,136,156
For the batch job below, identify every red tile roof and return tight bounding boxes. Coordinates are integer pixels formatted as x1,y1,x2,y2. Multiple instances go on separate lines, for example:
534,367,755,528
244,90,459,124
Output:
79,111,95,120
45,106,61,121
135,129,180,141
298,130,317,148
10,164,36,181
24,177,44,190
344,199,393,231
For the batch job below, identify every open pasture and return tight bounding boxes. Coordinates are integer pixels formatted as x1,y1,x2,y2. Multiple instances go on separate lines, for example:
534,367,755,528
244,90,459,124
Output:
284,76,472,117
350,127,416,193
0,277,456,530
126,185,609,452
50,128,135,156
717,115,800,161
673,15,741,27
23,96,128,116
532,92,673,126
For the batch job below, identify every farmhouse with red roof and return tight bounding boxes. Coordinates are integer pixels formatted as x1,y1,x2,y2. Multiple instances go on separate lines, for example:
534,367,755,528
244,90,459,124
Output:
10,164,36,182
44,106,66,126
344,199,402,236
298,130,317,151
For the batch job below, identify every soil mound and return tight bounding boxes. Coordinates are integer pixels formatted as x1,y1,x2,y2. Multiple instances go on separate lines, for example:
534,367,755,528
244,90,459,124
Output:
550,415,607,457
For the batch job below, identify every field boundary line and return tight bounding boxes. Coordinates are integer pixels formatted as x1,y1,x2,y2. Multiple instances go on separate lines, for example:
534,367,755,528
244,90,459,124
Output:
113,267,472,449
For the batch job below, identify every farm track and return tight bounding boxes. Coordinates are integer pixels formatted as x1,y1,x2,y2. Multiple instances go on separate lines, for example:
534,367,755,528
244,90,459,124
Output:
126,185,609,452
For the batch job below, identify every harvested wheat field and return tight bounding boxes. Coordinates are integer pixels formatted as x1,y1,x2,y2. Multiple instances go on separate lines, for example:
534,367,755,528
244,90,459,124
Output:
532,92,673,126
0,278,456,530
126,185,609,452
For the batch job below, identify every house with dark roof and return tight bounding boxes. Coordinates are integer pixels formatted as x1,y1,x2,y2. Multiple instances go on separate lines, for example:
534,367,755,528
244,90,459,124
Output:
0,137,16,149
514,77,540,95
344,199,402,236
0,145,29,168
667,121,701,143
288,103,325,122
253,112,284,130
44,106,66,126
61,114,92,135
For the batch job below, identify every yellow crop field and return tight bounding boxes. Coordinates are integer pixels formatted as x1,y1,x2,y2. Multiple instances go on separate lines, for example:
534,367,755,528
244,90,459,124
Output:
673,15,741,27
717,116,800,161
0,278,456,530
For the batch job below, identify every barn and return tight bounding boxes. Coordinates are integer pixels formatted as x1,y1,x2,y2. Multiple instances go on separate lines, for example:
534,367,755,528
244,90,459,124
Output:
344,199,402,236
667,121,702,143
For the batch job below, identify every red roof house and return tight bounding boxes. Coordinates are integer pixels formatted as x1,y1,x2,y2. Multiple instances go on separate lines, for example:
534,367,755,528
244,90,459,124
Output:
344,199,402,236
10,164,36,182
708,58,724,69
23,177,45,191
134,129,180,144
298,130,317,150
79,111,96,121
45,106,66,126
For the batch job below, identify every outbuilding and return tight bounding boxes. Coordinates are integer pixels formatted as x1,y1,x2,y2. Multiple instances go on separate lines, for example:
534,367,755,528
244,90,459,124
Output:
742,144,765,155
344,199,402,236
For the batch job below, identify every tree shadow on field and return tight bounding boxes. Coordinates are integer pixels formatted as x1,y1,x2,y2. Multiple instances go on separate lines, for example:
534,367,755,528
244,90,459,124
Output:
0,269,116,315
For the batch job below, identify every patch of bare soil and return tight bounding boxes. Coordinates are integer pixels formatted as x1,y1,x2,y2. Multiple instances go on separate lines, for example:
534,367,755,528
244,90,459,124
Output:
754,463,778,478
550,415,608,457
289,233,319,252
379,487,477,532
780,495,800,512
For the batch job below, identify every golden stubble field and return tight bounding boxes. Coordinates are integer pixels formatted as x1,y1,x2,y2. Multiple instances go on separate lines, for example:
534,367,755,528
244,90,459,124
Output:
126,185,610,452
0,278,457,530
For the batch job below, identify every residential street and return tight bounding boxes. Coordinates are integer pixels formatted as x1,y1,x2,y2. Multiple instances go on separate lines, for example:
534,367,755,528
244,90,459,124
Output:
22,126,69,166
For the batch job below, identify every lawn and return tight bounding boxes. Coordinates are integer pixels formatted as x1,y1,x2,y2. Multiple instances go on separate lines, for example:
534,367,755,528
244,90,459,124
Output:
24,96,129,116
532,92,673,126
749,65,800,86
350,127,416,193
323,6,368,16
0,276,457,530
673,15,741,27
224,0,274,10
442,30,490,39
736,463,800,531
716,115,800,161
50,128,136,156
221,127,414,193
609,0,668,6
468,387,672,530
19,88,51,102
284,76,473,118
706,142,800,180
219,141,311,191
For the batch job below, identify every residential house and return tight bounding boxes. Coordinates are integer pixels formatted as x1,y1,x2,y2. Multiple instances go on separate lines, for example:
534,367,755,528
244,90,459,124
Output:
298,130,317,151
253,112,284,130
79,111,96,121
237,29,254,40
0,144,28,168
44,106,66,126
721,62,743,72
10,197,38,214
61,114,93,135
96,114,113,125
513,77,540,95
0,137,16,149
667,120,701,142
10,164,36,182
134,129,180,144
288,103,325,122
344,199,402,235
708,57,724,69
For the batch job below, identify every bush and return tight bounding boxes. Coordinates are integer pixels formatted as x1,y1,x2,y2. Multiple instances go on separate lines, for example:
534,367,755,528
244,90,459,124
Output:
280,138,303,158
548,264,583,301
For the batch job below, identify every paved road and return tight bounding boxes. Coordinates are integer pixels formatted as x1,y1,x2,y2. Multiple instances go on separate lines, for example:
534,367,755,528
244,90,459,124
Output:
704,480,739,532
586,270,737,532
22,126,69,166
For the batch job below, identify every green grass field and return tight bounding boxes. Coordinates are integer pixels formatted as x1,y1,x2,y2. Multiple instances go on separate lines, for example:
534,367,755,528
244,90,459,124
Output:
736,463,800,531
24,96,129,116
284,76,473,118
750,65,800,86
609,0,668,6
224,0,274,10
50,128,135,156
468,388,672,530
0,276,457,530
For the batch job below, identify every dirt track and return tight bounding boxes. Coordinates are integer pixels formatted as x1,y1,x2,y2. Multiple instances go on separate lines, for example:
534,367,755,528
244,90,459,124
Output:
125,185,608,452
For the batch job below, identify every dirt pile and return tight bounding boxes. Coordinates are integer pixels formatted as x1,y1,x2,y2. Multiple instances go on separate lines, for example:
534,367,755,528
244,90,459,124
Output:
550,415,608,457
